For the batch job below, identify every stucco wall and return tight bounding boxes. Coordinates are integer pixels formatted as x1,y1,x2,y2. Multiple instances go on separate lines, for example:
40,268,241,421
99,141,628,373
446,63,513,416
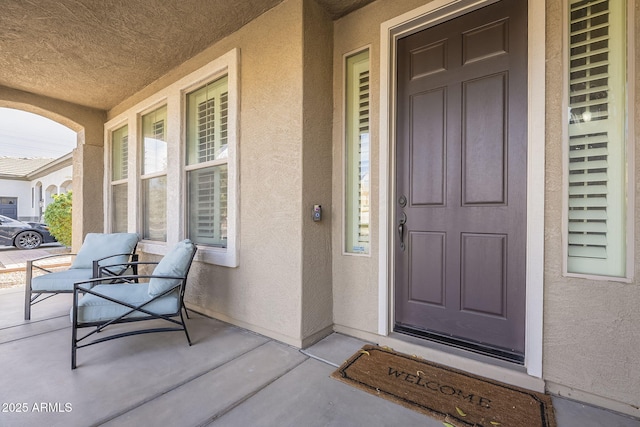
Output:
543,0,640,415
300,0,334,344
108,0,328,346
331,0,436,336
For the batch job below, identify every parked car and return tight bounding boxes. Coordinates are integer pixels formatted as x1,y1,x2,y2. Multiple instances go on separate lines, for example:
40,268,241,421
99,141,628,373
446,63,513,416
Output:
0,215,57,249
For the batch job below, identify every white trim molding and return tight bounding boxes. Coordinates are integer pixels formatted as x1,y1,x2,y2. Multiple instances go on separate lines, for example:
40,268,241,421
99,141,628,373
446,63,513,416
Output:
105,48,240,268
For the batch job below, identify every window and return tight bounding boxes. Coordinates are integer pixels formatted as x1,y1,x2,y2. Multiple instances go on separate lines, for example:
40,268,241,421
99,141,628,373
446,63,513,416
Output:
345,50,370,254
104,48,238,266
141,106,167,241
111,125,128,233
186,76,229,247
566,0,630,277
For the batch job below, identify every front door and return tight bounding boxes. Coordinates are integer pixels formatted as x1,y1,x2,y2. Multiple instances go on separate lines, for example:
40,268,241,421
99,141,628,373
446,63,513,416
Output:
394,0,527,362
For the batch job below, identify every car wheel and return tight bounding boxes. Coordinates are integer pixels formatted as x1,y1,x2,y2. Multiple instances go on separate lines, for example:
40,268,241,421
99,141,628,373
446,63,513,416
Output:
15,231,43,250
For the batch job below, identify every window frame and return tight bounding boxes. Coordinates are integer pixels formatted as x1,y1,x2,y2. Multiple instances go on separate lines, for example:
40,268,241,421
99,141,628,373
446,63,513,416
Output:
562,0,635,281
104,48,240,267
108,123,129,233
184,76,230,249
140,103,168,242
180,56,238,267
342,46,372,257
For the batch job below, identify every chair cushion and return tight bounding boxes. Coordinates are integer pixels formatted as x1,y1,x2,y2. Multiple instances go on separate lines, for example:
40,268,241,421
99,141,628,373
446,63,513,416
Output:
71,233,139,270
31,268,94,292
74,283,180,324
148,240,196,297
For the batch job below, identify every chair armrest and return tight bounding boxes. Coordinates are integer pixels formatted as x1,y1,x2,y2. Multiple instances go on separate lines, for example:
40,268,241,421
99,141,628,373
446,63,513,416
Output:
74,274,185,293
94,252,138,263
27,253,77,274
96,260,159,278
27,253,77,265
93,253,139,277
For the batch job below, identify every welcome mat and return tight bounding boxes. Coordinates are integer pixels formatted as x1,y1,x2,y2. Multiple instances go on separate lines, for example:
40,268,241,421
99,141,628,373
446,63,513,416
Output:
332,345,556,427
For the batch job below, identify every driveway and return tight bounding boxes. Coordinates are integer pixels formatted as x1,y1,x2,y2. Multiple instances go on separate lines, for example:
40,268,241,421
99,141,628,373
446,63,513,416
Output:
0,243,68,270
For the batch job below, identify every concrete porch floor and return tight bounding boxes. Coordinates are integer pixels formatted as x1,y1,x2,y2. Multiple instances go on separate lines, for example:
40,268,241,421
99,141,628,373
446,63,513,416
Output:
0,285,638,427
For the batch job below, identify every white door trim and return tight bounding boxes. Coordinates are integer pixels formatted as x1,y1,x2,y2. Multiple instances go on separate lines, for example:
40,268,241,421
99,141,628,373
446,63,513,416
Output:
378,0,545,378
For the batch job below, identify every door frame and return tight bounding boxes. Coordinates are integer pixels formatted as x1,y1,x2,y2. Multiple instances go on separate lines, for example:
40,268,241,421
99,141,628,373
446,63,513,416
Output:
378,0,545,378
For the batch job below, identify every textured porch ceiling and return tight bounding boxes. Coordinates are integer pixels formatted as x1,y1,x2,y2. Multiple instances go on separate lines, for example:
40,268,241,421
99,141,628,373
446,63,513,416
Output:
0,0,375,111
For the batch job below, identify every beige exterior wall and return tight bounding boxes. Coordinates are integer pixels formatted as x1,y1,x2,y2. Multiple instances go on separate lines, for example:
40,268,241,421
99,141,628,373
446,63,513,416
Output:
0,85,106,251
331,0,429,339
300,0,334,344
542,0,640,415
107,0,335,347
331,0,639,417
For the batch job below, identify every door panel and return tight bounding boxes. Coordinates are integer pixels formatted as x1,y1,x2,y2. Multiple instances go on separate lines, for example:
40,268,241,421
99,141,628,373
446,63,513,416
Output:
394,0,527,360
462,73,506,205
411,89,446,206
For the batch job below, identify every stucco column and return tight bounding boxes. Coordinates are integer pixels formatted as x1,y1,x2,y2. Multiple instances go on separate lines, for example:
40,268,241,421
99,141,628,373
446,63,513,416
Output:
72,129,104,251
300,0,334,346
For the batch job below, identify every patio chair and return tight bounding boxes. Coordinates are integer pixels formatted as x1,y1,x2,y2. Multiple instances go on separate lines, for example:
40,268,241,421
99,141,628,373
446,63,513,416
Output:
71,239,197,369
24,233,139,320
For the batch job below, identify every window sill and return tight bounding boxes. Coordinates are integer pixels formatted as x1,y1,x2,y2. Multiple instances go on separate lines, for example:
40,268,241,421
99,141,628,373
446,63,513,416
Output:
138,241,238,268
193,244,238,268
138,241,168,256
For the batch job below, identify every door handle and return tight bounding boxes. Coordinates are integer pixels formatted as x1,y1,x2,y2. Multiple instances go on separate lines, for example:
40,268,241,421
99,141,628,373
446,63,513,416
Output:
398,212,407,251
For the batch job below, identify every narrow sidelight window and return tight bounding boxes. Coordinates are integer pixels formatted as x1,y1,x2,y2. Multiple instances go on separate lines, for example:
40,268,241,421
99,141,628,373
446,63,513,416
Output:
345,49,370,254
566,0,629,277
141,106,168,241
111,125,128,233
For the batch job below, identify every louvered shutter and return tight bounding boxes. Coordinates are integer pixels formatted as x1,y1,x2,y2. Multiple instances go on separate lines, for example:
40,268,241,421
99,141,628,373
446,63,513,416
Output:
111,126,128,180
357,68,370,248
567,0,626,276
186,76,229,247
111,125,128,232
345,50,370,254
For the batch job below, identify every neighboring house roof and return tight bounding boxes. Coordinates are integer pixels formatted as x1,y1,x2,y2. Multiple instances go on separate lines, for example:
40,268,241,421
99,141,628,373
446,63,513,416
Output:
0,156,56,179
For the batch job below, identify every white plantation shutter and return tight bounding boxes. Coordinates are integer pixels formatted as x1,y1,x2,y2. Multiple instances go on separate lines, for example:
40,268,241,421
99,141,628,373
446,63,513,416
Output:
189,165,227,246
141,106,168,241
345,50,370,254
567,0,627,276
186,75,229,247
111,126,128,181
357,68,370,248
110,125,129,232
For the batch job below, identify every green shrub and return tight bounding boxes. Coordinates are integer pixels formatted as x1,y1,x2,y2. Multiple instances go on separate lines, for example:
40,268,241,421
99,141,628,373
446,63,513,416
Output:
44,191,72,247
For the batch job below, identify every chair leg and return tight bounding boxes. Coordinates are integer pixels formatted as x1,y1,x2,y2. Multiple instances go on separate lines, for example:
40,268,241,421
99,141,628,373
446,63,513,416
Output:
180,310,192,346
71,291,78,369
24,264,32,320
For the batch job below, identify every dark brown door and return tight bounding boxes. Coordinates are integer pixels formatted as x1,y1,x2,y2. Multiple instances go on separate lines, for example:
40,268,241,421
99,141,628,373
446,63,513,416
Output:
394,0,527,361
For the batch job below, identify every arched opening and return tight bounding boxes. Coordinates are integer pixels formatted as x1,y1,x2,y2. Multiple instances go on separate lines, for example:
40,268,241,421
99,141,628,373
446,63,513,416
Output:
60,180,73,193
44,184,58,211
0,107,76,223
0,90,107,250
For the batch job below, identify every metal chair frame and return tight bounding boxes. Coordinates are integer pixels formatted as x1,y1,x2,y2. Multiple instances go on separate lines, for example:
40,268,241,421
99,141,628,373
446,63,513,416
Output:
71,249,196,370
24,251,139,320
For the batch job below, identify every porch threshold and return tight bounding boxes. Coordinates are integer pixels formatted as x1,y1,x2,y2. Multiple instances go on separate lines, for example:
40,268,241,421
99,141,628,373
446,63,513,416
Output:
334,324,543,393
